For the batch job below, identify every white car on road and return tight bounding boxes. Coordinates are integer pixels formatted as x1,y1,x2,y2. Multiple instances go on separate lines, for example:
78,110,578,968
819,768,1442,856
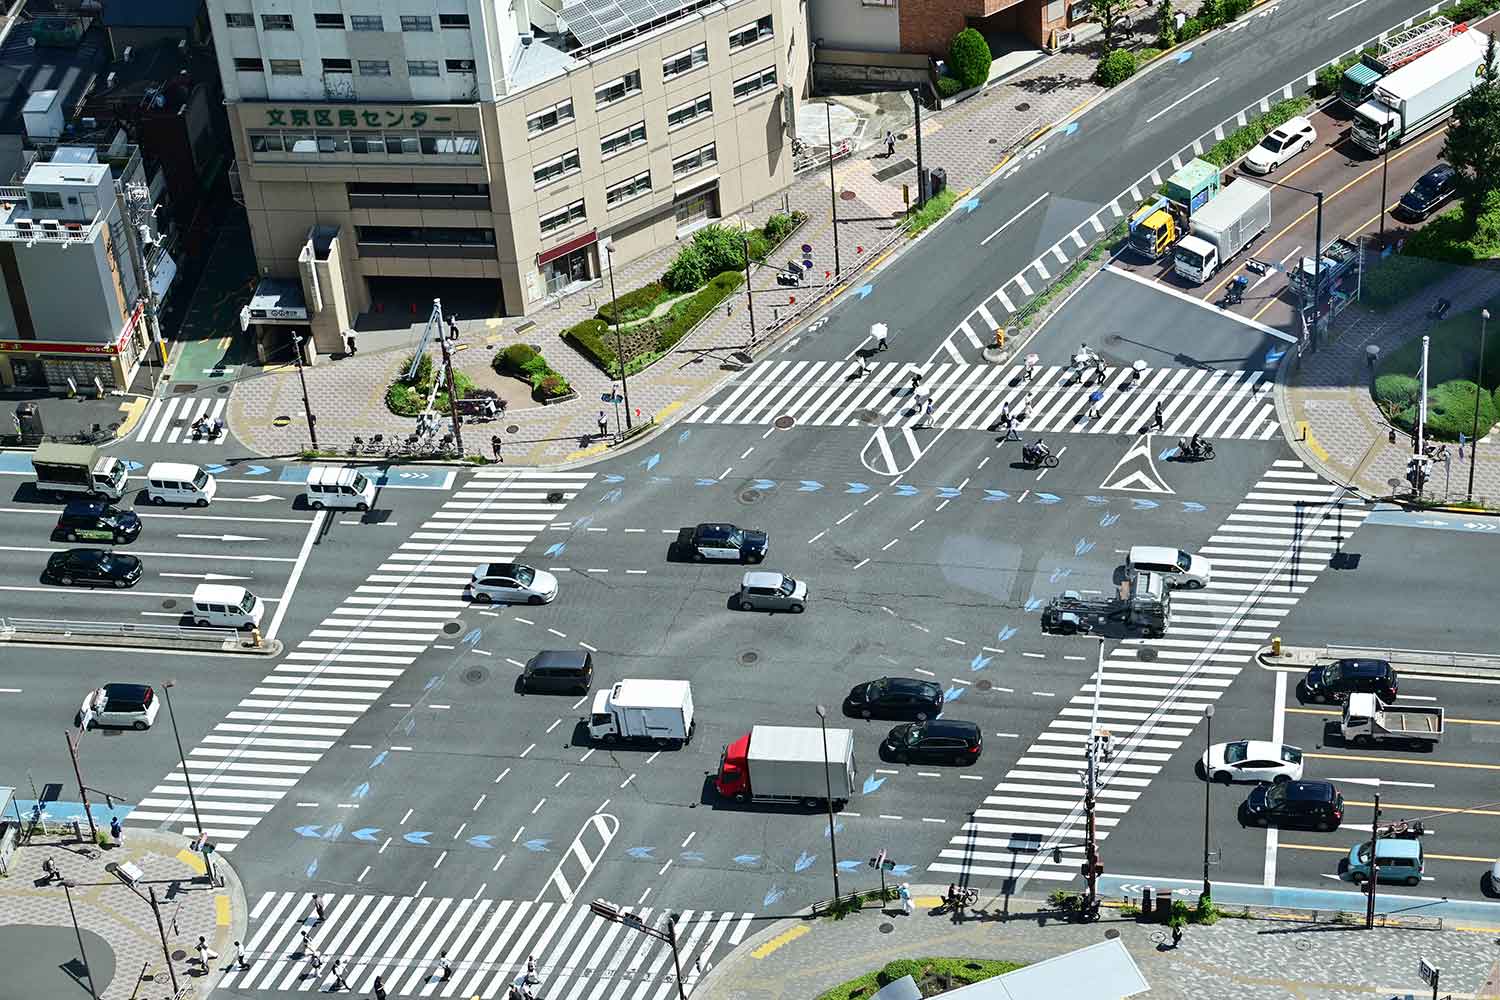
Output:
466,562,559,605
1241,116,1317,174
1200,740,1304,784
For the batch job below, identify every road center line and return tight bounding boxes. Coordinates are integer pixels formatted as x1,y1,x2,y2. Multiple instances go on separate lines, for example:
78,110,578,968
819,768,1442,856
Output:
1146,77,1220,125
981,191,1050,247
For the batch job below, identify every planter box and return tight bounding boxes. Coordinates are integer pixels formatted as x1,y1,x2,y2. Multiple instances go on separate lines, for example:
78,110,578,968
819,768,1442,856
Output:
938,84,982,110
539,389,578,406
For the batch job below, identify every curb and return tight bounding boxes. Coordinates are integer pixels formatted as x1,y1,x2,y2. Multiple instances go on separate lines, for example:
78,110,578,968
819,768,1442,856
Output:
1256,643,1500,678
0,630,283,657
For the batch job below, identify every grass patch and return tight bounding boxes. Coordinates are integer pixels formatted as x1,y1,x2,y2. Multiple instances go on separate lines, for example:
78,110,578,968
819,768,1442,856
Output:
905,188,959,239
816,957,1024,1000
1372,303,1500,439
1363,194,1500,308
565,272,743,375
385,351,475,416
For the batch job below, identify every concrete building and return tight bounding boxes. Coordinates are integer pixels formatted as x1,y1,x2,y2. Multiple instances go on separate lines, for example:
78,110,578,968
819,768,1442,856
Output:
212,0,811,360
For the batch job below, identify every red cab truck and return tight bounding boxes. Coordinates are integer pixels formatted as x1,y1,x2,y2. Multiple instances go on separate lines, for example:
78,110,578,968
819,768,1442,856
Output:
715,724,856,809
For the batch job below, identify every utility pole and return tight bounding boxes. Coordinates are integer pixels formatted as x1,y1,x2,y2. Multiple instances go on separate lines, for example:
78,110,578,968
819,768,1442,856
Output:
148,886,179,995
64,730,98,844
60,880,99,1000
815,704,840,901
588,900,687,1000
741,225,757,346
1469,309,1490,502
290,332,319,451
117,179,165,372
1378,142,1391,246
911,88,925,210
1200,703,1215,906
604,246,633,429
1365,790,1382,928
1418,335,1430,456
161,681,208,869
825,102,841,278
1311,191,1325,351
435,299,465,456
1083,637,1104,914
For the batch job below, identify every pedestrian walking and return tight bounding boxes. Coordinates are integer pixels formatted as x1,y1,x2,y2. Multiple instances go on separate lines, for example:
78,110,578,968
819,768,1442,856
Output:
909,372,922,394
491,434,503,463
898,882,913,915
307,949,324,975
884,130,895,158
234,940,249,970
857,355,872,377
1170,921,1183,948
109,815,122,844
435,950,453,982
344,331,358,356
330,958,350,992
311,894,326,923
525,955,540,984
597,410,609,440
1152,400,1164,431
871,323,889,352
373,975,388,1000
1086,389,1103,421
920,398,935,428
196,936,219,970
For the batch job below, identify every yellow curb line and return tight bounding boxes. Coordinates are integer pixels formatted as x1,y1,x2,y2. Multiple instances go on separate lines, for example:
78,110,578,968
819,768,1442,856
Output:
657,400,684,421
113,396,148,439
1295,421,1329,462
751,924,808,958
564,442,608,462
215,894,231,926
177,848,207,876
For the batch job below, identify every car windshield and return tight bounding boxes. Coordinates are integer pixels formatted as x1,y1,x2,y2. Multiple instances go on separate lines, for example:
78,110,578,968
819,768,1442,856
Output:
778,577,797,596
1222,741,1248,764
1263,783,1287,808
192,470,209,489
1322,663,1342,684
1176,246,1206,268
1176,551,1192,571
238,594,258,614
1280,746,1302,764
513,565,535,586
1260,135,1288,152
868,679,888,697
905,726,925,746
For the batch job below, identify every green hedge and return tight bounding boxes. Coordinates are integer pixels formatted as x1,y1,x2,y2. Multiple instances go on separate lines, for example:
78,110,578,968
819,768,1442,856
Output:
1376,378,1500,440
905,188,958,239
599,281,667,324
1095,50,1137,87
563,318,617,372
937,75,963,98
491,342,572,398
1178,16,1203,41
815,957,1024,1000
1203,95,1311,167
567,272,744,375
385,352,476,416
948,28,991,91
1372,305,1500,439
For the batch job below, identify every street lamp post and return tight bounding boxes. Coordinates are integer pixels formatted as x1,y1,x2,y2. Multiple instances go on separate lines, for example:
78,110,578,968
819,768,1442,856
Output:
815,704,840,902
1378,141,1390,246
1469,308,1491,502
60,879,100,1000
1200,704,1215,905
1365,788,1382,929
741,225,757,347
604,245,633,430
290,332,319,450
161,680,208,867
588,899,687,1000
825,102,841,279
1249,176,1326,348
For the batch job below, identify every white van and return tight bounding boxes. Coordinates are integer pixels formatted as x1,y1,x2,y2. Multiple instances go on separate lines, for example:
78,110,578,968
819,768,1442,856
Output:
1127,545,1212,589
304,466,376,510
145,462,216,507
191,583,264,629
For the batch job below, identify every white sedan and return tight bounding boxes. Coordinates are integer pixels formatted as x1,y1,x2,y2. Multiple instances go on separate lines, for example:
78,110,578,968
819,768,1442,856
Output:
466,562,559,605
1200,740,1303,784
1241,116,1317,174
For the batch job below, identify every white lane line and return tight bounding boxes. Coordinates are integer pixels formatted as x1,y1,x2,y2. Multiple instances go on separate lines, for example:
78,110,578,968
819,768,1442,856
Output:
1145,77,1221,125
1327,0,1372,18
981,192,1050,247
1265,669,1286,887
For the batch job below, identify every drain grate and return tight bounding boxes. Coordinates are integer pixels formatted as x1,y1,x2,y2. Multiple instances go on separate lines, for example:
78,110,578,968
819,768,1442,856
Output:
738,650,760,666
217,384,231,394
463,666,488,685
172,383,199,394
975,679,993,691
739,489,762,504
774,415,795,430
872,158,915,182
161,599,177,609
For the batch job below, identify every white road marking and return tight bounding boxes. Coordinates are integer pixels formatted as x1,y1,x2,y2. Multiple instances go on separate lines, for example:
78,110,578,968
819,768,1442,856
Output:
1146,77,1221,125
981,192,1050,247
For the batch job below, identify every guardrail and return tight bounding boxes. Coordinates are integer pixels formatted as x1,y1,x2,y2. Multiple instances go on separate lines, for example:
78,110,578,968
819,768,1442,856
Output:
0,617,238,643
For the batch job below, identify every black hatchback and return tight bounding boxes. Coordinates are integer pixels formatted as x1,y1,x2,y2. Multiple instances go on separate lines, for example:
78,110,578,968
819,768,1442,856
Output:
1396,163,1456,221
1300,658,1397,705
44,548,142,588
846,677,943,720
883,719,982,765
53,501,141,544
1240,779,1343,831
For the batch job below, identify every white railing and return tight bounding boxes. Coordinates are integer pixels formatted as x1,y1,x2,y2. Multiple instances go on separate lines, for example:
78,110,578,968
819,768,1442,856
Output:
1,617,238,643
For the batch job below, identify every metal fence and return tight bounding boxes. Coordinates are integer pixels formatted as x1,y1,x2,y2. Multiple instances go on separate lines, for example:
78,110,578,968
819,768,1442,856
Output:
0,618,238,643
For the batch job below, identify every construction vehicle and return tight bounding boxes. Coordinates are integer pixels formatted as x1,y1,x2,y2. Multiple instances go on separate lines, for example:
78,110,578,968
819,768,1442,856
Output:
1128,158,1220,261
1351,28,1488,154
1041,571,1170,638
1339,16,1456,109
1289,236,1361,299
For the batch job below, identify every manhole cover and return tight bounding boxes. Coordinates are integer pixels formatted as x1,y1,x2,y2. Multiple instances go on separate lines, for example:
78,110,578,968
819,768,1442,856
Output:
773,415,795,430
896,132,908,141
547,491,564,503
1016,102,1031,112
217,385,231,394
989,138,998,144
507,424,520,434
738,650,760,666
1136,647,1158,662
1105,929,1121,940
1387,478,1402,490
442,621,464,635
879,922,895,934
738,488,762,504
975,679,993,691
273,416,291,427
161,599,177,609
463,666,488,685
840,190,856,201
171,949,188,961
853,408,881,425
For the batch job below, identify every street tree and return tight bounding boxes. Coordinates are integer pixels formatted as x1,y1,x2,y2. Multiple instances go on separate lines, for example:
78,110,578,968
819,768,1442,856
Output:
1441,31,1500,234
1079,0,1132,49
1156,0,1176,48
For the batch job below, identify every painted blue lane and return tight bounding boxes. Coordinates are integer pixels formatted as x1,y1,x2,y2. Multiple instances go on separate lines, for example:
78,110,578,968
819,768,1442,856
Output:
277,465,454,489
15,798,136,825
0,451,35,474
1100,873,1500,926
1365,507,1500,535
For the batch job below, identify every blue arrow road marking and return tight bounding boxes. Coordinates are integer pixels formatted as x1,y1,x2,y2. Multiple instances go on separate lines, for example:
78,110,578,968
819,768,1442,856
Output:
1132,499,1160,510
599,488,622,504
854,284,873,300
824,821,844,838
1054,122,1080,137
943,686,965,703
734,854,762,866
1100,512,1121,528
962,196,980,213
1085,496,1109,505
627,846,656,859
798,480,823,492
984,490,1011,502
650,475,671,484
894,484,919,497
1024,597,1042,612
680,851,706,863
752,479,777,491
468,835,494,848
862,774,887,795
1075,538,1095,557
678,429,691,443
1159,446,1179,461
998,625,1018,642
324,823,344,841
937,487,962,498
970,654,992,672
794,851,816,873
245,464,270,475
352,828,380,842
545,542,566,557
1035,492,1061,505
696,478,719,487
1176,49,1194,63
1181,501,1207,512
403,831,430,845
369,750,387,768
306,860,318,878
204,464,228,475
1049,566,1072,583
891,864,915,876
123,460,144,471
462,627,483,648
1266,347,1287,365
351,782,370,799
838,859,864,871
641,453,661,471
845,482,870,494
764,886,785,907
523,839,551,852
604,474,625,483
295,825,322,839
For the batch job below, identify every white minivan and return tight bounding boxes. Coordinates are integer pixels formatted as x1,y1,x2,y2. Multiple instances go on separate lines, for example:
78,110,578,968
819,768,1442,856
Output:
145,462,216,506
303,466,376,510
1127,545,1212,589
191,583,264,629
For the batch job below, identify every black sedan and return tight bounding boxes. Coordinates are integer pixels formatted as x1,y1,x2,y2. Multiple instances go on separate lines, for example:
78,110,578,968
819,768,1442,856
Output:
845,677,943,720
686,522,768,562
1239,779,1343,832
882,719,983,765
44,548,142,588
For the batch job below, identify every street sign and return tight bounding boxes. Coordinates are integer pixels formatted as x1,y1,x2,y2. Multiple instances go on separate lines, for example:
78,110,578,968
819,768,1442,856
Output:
1419,959,1438,987
869,849,886,869
601,391,623,403
801,244,812,255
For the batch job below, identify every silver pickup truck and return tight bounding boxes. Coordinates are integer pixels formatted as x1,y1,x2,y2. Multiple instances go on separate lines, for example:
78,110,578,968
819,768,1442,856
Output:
1341,692,1443,750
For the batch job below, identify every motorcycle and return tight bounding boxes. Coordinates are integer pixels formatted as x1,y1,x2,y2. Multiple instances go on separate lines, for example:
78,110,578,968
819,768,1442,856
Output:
1022,444,1059,469
1176,436,1215,461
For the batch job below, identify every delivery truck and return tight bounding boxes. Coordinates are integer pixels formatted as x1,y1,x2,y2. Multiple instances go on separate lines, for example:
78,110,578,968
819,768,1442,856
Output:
1350,28,1488,154
1338,16,1456,109
1289,236,1361,300
1128,158,1221,261
31,442,130,500
1341,693,1444,750
715,724,856,809
1173,179,1271,285
587,678,695,747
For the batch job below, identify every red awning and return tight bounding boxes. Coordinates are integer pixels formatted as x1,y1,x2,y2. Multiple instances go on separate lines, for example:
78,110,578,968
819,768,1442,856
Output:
537,229,597,267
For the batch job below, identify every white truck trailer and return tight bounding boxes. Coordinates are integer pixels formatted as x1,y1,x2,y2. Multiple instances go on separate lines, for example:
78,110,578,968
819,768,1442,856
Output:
1173,180,1272,285
587,679,695,747
1351,28,1488,154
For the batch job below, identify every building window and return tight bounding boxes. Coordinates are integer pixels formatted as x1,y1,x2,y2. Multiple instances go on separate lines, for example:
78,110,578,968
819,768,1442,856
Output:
527,98,574,135
29,190,62,210
728,15,773,50
445,59,475,75
400,14,434,30
439,12,470,27
861,0,896,6
358,60,393,76
233,57,264,72
733,66,777,101
322,58,353,72
533,149,581,188
672,142,716,177
351,14,384,30
408,60,440,77
224,11,253,27
595,70,641,107
539,199,586,235
260,13,293,30
313,11,345,27
606,170,651,207
666,92,711,129
662,42,707,79
269,59,303,76
250,129,480,160
600,120,646,158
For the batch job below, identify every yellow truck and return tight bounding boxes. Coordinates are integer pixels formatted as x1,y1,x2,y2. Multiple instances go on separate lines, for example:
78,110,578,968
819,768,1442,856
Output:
1128,158,1221,261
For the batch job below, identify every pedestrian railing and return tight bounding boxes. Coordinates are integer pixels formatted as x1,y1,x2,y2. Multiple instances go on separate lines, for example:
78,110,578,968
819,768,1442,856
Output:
0,617,238,643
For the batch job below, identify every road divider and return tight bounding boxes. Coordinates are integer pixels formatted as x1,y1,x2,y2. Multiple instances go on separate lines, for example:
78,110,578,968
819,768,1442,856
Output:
0,616,282,656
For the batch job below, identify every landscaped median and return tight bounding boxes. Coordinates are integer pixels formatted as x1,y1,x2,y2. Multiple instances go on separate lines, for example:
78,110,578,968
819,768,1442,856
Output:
815,957,1024,1000
1372,295,1500,441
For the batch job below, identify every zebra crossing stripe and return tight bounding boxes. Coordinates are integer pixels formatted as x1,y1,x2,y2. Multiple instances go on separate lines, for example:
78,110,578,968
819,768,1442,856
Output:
976,303,1000,330
1014,274,1034,296
996,288,1016,313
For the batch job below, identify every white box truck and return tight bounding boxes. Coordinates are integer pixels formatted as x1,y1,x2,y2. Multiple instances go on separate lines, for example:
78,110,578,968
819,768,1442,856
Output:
1173,180,1272,284
31,443,129,500
1351,28,1488,154
715,724,856,808
587,679,695,747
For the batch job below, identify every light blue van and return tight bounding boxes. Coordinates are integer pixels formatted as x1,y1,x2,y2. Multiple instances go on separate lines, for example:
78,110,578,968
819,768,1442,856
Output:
1342,838,1423,886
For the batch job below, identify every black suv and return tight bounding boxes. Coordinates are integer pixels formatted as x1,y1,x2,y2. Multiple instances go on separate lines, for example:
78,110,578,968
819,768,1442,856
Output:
53,501,141,544
883,719,982,765
1299,658,1397,705
685,522,768,563
1240,779,1343,831
1396,163,1456,221
44,548,142,588
845,677,944,721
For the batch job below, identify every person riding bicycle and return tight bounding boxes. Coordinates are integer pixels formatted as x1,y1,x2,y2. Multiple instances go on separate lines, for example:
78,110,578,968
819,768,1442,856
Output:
1023,439,1050,464
946,883,959,908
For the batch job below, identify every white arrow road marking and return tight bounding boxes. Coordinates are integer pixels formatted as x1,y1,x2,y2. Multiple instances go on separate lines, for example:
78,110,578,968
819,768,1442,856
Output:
1099,434,1174,493
539,812,619,903
212,494,285,503
158,572,255,581
175,533,269,542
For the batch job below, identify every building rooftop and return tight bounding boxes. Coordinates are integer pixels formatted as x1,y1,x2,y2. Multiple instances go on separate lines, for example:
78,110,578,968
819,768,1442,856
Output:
0,17,108,137
100,0,200,29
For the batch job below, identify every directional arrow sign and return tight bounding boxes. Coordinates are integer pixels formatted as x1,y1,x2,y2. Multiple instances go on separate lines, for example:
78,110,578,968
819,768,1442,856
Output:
696,478,719,487
984,490,1011,502
214,495,284,503
159,572,253,581
598,488,622,504
998,625,1018,642
751,479,777,491
324,823,343,841
1131,499,1160,510
641,453,661,471
854,284,873,300
1075,538,1095,557
1180,501,1207,513
545,542,566,557
943,686,965,703
603,474,625,484
1265,347,1287,365
961,196,980,214
1024,596,1042,611
1085,496,1110,505
733,854,762,866
1175,49,1194,63
936,487,962,498
245,465,271,476
123,460,144,471
176,533,269,542
838,859,864,871
1100,512,1121,527
680,850,705,863
970,654,992,672
793,850,816,872
1054,122,1080,137
523,839,550,852
678,429,691,443
295,825,323,839
350,782,370,799
627,846,656,859
862,774,886,795
764,885,785,907
351,828,380,842
204,464,229,475
467,834,494,848
891,864,915,876
369,750,388,769
797,480,823,492
1034,492,1062,504
893,484,919,497
845,482,870,494
824,821,844,838
403,831,431,845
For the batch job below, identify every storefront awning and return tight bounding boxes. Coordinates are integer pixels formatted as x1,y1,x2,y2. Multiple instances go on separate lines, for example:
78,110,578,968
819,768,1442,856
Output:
537,229,597,267
241,277,309,329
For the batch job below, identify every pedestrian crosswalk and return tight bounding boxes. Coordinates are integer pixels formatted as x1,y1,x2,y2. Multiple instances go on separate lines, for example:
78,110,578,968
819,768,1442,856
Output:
125,468,594,851
133,395,229,444
687,361,1280,440
220,891,755,1000
928,460,1368,885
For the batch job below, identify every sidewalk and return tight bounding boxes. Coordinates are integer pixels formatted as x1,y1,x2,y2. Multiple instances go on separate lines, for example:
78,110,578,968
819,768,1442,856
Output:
1279,268,1500,506
226,7,1189,463
695,885,1500,1000
0,828,249,1000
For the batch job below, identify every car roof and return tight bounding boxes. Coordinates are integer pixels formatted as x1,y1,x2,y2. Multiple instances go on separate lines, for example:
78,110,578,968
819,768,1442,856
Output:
1286,780,1337,801
529,649,588,669
1231,740,1286,757
147,461,203,479
61,548,109,560
194,583,249,603
61,500,110,516
880,677,939,694
695,522,735,534
1421,163,1454,182
1370,838,1421,858
742,571,787,588
102,683,151,699
307,466,363,487
475,562,519,577
919,719,980,737
1331,658,1392,677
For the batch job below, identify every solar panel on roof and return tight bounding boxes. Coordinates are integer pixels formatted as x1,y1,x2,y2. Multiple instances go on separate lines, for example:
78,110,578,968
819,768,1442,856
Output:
560,0,697,48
